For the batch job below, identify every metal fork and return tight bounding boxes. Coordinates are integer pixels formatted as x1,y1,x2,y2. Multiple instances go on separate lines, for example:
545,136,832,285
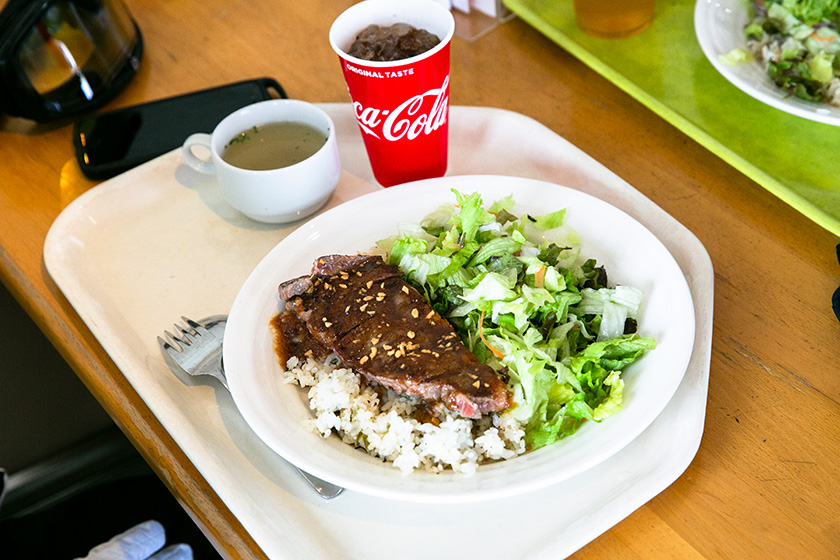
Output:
158,315,343,500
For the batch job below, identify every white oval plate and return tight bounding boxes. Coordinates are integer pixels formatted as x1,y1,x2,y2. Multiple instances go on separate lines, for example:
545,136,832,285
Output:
224,176,696,503
695,0,840,125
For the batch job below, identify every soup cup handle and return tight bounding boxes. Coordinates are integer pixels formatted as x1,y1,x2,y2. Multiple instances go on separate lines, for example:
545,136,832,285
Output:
182,133,216,175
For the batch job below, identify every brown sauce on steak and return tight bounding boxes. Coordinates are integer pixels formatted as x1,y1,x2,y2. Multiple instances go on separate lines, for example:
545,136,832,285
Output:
270,309,332,366
273,254,512,419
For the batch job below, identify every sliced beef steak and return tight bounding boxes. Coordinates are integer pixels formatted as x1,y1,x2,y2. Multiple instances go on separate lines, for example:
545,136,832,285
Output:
279,255,402,348
277,254,512,418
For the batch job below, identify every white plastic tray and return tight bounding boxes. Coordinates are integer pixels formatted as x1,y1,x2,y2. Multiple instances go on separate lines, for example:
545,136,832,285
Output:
44,104,713,559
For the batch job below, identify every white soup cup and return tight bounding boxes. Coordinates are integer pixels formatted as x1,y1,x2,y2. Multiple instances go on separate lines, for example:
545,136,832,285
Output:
182,99,341,224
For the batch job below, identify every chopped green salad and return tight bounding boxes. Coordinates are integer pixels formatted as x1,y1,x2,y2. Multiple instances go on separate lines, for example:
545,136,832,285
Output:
723,0,840,104
376,190,656,450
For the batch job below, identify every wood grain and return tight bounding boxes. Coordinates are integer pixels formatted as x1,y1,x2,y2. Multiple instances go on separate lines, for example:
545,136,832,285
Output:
1,0,837,557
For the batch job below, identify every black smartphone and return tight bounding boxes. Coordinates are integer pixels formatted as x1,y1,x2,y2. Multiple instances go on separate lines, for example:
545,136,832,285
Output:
73,77,287,180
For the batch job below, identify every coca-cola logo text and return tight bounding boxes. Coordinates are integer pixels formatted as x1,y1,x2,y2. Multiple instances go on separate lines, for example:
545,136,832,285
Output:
352,75,449,141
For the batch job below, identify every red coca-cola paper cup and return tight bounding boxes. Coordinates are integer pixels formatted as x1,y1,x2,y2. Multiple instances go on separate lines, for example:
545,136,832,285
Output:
329,0,455,187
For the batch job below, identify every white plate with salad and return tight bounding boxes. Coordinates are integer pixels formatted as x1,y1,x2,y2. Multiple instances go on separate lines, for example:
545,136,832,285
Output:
224,175,695,503
695,0,840,125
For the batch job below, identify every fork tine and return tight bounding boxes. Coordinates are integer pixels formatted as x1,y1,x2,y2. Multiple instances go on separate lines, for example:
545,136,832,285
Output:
162,329,187,349
182,317,202,330
174,322,193,337
158,335,179,355
174,322,202,346
182,316,213,338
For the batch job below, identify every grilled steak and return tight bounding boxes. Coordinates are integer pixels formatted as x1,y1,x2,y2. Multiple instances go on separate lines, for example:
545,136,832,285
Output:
277,255,512,418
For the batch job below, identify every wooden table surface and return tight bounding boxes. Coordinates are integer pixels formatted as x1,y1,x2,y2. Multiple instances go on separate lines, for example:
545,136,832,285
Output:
1,0,838,557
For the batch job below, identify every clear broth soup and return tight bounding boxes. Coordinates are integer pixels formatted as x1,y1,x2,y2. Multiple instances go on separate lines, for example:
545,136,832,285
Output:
222,121,327,171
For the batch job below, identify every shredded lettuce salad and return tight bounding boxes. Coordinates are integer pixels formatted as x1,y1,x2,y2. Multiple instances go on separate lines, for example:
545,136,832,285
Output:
722,0,840,103
376,190,656,450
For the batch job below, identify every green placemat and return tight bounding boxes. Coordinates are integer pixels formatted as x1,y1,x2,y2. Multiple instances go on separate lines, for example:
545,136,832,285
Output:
503,0,840,238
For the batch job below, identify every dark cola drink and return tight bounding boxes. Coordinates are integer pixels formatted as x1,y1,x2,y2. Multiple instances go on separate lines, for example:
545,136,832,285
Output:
330,0,454,186
348,23,440,61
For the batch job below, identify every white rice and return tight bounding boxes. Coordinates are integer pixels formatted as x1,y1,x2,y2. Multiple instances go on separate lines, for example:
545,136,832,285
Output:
283,354,526,475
